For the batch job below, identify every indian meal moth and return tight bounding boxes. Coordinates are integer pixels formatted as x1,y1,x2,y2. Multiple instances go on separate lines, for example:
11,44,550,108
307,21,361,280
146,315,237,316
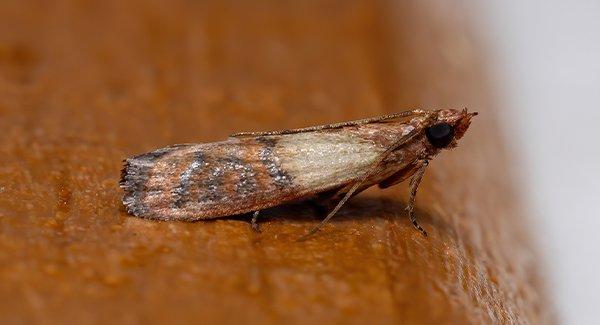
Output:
120,109,476,239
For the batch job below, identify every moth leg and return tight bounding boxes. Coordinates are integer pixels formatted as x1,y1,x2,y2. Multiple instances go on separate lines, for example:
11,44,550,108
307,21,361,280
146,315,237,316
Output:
297,180,367,241
297,126,429,241
407,160,429,237
250,211,261,233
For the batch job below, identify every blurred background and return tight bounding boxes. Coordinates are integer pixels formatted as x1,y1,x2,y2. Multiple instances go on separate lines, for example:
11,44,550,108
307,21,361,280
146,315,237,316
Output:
482,1,600,323
1,0,597,323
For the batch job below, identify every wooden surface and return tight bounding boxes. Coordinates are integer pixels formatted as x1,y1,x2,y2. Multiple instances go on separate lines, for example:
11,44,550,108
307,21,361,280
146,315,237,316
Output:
0,0,553,323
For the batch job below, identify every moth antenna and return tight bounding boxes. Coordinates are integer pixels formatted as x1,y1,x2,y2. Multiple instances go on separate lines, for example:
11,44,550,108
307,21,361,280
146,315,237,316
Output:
406,160,429,237
232,109,429,137
297,120,430,241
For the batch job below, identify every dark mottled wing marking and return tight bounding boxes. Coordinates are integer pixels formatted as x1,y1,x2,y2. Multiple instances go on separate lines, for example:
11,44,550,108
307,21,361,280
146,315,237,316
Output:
121,139,297,220
198,159,226,203
191,152,272,208
226,156,258,196
120,144,192,215
256,137,293,188
173,152,205,208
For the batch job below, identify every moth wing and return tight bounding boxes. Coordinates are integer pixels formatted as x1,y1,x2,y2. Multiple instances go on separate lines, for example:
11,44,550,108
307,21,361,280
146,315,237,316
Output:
121,133,385,221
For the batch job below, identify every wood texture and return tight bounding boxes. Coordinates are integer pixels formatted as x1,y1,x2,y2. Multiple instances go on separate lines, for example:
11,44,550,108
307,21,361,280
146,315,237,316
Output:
0,0,553,323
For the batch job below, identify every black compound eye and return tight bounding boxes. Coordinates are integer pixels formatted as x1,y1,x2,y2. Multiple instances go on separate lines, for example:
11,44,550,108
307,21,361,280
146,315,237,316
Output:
426,123,455,148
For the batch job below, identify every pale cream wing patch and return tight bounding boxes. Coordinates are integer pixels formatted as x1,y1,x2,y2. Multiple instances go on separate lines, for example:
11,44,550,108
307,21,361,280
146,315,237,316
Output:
274,132,385,192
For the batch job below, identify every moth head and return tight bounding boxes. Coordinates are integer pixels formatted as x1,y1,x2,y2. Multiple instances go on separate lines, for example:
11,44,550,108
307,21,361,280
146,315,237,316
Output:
425,108,477,149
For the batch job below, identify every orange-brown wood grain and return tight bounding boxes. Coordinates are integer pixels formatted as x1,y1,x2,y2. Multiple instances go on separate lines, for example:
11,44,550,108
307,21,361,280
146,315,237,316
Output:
0,0,554,323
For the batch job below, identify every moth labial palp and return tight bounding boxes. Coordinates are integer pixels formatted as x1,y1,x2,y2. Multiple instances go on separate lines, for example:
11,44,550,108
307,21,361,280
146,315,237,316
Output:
120,108,477,239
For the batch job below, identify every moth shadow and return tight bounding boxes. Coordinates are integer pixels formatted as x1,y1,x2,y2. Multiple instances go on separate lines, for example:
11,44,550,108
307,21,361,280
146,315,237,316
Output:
229,196,455,238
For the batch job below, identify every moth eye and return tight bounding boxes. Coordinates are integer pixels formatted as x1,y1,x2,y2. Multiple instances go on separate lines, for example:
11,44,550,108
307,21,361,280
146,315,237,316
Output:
425,123,455,148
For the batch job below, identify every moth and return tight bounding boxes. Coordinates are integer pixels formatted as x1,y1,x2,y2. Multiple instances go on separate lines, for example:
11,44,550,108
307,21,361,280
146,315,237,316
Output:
120,108,476,239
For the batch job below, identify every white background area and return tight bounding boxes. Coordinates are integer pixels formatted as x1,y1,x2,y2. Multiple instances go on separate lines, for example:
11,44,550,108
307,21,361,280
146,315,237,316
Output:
480,1,600,323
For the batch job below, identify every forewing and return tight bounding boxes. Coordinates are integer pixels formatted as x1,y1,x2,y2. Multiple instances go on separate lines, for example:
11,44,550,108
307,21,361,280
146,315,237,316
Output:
120,132,384,221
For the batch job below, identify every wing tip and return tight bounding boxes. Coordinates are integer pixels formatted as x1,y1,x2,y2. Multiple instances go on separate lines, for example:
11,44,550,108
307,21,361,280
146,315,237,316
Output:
120,145,191,217
119,157,152,217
